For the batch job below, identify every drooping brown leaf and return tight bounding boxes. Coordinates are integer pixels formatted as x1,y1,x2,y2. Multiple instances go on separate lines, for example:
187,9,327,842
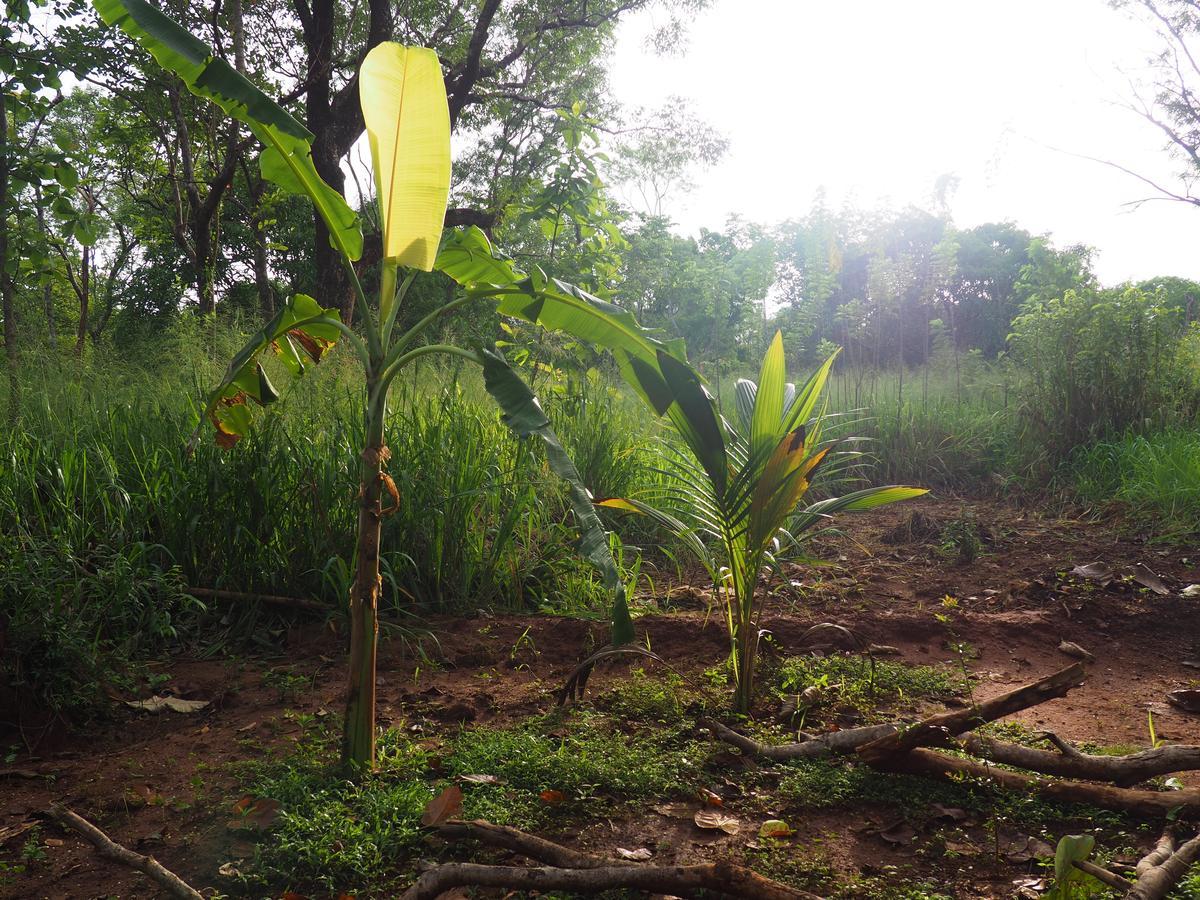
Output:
420,785,463,826
539,789,566,804
699,788,723,807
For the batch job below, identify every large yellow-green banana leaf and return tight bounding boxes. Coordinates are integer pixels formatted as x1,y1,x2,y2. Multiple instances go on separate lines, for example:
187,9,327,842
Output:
359,43,451,271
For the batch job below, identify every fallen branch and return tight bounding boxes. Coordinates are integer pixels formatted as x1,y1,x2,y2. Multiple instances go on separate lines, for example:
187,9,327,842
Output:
857,662,1087,763
44,804,201,900
959,734,1200,787
399,860,817,900
1126,831,1200,900
875,749,1200,817
704,719,895,761
186,586,328,613
1061,829,1200,900
1072,857,1132,890
434,819,625,869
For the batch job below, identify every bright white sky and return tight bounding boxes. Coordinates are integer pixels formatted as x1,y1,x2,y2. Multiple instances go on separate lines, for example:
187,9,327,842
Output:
608,0,1200,285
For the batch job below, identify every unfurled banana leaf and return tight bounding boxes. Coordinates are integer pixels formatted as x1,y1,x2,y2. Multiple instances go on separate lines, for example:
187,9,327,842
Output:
436,226,520,288
480,347,635,645
191,294,342,449
94,0,363,261
359,43,451,271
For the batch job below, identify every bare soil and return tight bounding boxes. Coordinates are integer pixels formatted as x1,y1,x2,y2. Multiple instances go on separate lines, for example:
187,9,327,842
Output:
4,497,1200,899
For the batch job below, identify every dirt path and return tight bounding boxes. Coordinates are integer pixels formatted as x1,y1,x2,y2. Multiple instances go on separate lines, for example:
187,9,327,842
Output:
3,498,1198,898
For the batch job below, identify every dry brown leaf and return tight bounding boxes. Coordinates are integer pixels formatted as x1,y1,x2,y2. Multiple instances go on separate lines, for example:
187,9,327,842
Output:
539,789,565,804
459,773,504,785
227,796,280,831
1057,640,1094,662
1132,563,1170,595
420,785,463,826
126,695,210,714
615,847,653,861
693,809,740,834
699,788,723,807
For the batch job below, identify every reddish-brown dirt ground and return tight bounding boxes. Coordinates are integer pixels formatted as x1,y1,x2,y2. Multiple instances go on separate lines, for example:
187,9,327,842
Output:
3,497,1199,899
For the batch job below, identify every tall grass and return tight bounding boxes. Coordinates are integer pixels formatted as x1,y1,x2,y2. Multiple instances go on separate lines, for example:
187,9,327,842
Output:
0,325,662,719
1070,429,1200,539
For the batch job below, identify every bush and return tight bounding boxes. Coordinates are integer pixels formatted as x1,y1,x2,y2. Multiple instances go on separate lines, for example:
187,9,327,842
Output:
1008,287,1200,457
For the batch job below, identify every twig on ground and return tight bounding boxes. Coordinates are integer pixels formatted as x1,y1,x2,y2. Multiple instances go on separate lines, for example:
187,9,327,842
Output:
44,804,202,900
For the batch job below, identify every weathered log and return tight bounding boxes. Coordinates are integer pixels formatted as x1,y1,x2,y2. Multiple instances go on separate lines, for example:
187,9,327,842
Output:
874,749,1200,817
857,662,1087,763
960,734,1200,788
399,861,818,900
44,804,201,900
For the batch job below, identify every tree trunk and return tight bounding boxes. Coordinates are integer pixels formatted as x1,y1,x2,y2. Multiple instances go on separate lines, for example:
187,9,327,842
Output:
343,378,386,768
74,244,90,356
0,92,18,424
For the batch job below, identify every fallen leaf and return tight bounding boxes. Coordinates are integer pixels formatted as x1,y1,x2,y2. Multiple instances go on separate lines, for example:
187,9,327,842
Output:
217,862,242,878
281,892,307,900
699,788,723,807
236,721,258,733
1057,640,1094,662
1005,835,1055,863
125,696,210,714
759,819,793,838
1183,584,1200,598
693,809,740,834
227,796,280,831
1132,564,1170,595
929,803,969,822
459,773,504,785
421,785,463,826
539,789,565,804
1070,563,1112,584
43,838,63,847
615,847,653,861
876,821,916,845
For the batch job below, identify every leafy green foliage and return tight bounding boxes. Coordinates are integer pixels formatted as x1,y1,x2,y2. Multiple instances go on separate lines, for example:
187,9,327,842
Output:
776,654,961,720
236,710,704,893
603,333,925,710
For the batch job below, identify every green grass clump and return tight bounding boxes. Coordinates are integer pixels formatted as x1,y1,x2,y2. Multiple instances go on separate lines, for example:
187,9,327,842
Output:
776,654,962,718
1071,428,1200,540
235,710,704,893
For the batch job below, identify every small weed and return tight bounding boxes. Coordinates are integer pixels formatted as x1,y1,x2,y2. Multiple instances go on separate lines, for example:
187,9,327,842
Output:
938,517,982,564
262,668,313,704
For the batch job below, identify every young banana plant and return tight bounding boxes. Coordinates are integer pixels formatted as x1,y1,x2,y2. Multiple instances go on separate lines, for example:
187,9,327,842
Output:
601,332,927,713
97,0,692,767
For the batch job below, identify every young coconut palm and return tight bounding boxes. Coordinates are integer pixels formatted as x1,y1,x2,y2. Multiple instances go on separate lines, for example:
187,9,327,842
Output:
601,332,926,713
97,0,694,768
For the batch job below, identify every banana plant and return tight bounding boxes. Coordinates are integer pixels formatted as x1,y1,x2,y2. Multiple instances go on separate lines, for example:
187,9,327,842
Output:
96,0,690,768
600,332,927,713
